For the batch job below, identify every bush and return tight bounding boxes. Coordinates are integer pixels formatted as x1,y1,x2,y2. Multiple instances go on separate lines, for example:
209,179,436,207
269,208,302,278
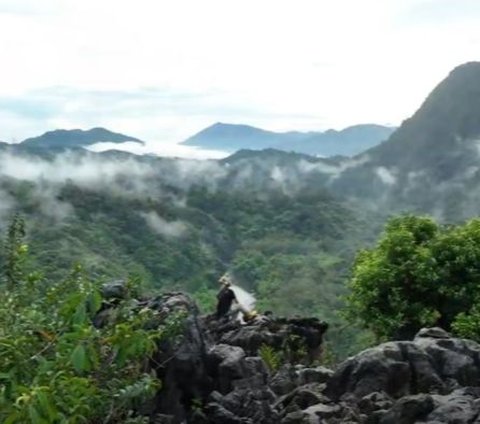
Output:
0,217,175,423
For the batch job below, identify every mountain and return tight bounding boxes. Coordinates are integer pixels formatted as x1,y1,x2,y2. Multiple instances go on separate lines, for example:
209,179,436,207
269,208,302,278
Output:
275,124,396,156
367,61,480,170
182,122,395,157
183,123,304,151
1,61,478,360
329,61,480,220
20,127,144,150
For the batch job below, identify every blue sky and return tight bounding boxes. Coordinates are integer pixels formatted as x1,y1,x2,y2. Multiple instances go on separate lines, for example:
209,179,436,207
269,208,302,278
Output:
0,0,478,154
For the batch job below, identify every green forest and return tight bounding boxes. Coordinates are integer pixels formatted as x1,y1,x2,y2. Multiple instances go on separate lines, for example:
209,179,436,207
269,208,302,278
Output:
5,205,480,422
0,171,376,359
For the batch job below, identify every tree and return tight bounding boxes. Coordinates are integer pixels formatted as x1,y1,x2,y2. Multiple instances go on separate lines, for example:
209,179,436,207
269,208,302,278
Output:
346,215,480,341
3,213,27,289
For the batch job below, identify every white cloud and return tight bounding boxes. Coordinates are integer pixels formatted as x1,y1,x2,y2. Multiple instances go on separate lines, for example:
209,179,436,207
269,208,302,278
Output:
0,149,231,221
87,141,229,160
297,155,371,179
139,211,187,238
376,167,397,185
0,151,154,185
0,149,231,197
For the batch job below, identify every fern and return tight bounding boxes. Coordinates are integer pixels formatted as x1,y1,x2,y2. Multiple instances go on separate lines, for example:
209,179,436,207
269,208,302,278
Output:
259,344,281,372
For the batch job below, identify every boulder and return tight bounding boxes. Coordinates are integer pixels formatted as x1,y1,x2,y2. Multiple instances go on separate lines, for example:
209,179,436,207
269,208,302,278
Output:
324,327,480,402
323,329,480,423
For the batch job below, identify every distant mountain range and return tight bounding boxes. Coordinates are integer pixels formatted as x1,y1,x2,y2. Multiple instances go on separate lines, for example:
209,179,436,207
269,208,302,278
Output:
2,61,480,224
183,61,480,221
0,61,479,363
7,122,395,159
182,122,395,157
20,127,144,150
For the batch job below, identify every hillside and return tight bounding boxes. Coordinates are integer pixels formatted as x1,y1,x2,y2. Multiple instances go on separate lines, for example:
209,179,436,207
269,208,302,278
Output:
182,122,395,157
0,145,374,356
367,61,480,171
20,127,144,150
327,62,480,221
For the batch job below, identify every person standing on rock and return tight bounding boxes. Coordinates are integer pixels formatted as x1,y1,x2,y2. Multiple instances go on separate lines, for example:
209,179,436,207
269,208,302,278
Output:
216,273,237,319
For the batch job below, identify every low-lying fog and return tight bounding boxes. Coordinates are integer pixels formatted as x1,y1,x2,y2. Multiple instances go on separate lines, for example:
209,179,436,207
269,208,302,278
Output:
87,140,229,160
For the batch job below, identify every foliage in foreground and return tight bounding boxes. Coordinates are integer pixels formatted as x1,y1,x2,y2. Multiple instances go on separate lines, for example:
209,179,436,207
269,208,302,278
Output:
346,214,480,341
0,217,172,423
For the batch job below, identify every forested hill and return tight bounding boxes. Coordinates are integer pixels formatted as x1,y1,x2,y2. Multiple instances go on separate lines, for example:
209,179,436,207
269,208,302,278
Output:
20,128,144,150
0,145,376,357
326,62,480,221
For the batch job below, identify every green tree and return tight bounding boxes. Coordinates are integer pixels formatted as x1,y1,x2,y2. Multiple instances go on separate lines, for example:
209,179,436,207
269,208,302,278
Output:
346,215,480,341
3,213,28,289
0,218,182,423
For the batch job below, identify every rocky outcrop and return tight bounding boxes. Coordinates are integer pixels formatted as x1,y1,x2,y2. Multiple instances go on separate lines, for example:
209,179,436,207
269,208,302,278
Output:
320,327,480,424
98,286,480,424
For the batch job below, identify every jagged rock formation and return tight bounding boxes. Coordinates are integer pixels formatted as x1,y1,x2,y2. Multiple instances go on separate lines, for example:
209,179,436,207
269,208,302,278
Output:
98,288,480,423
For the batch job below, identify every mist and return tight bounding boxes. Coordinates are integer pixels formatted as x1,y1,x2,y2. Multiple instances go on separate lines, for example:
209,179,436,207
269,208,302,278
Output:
139,211,188,238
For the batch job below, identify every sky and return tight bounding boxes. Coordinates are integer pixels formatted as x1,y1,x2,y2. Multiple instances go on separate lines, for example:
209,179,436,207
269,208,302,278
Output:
0,0,479,156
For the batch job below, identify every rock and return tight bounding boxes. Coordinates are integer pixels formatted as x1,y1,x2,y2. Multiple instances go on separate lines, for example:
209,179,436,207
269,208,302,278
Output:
297,366,334,385
148,293,212,422
215,316,328,361
281,410,308,424
291,388,324,410
358,392,393,416
326,344,403,400
204,401,249,424
281,401,362,424
275,386,328,412
221,387,279,423
415,327,451,339
377,388,480,424
205,387,278,424
413,334,480,387
325,341,440,401
427,388,480,423
220,325,283,355
379,394,434,423
303,403,344,421
101,280,127,299
270,365,301,396
208,344,248,393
